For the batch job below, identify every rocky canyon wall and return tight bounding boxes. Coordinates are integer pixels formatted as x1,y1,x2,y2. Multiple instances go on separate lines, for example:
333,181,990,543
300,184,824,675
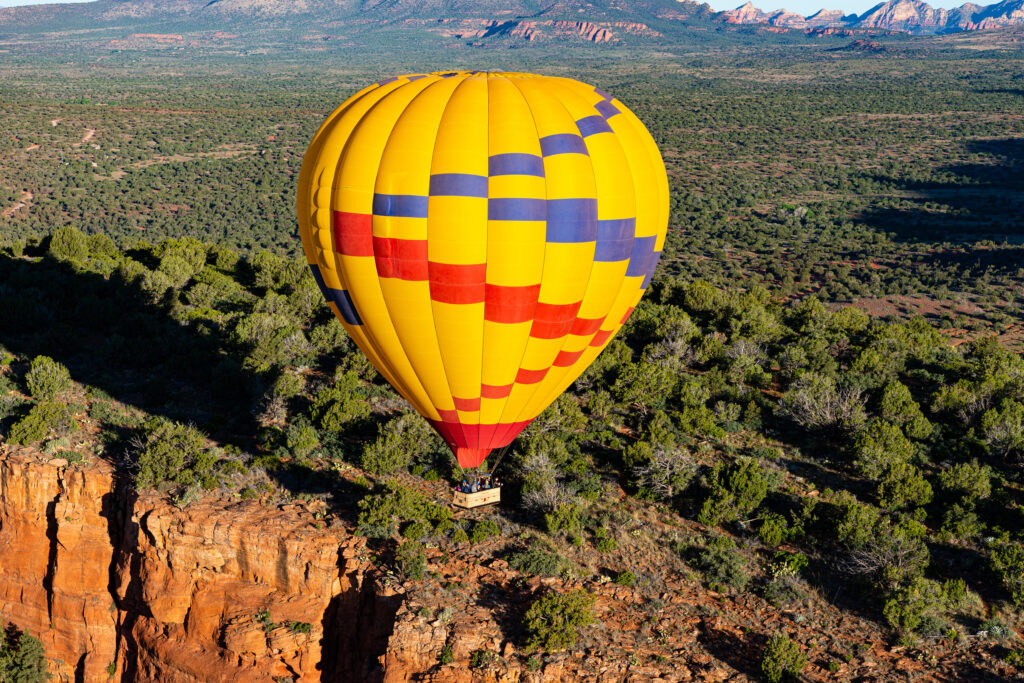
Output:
0,448,402,683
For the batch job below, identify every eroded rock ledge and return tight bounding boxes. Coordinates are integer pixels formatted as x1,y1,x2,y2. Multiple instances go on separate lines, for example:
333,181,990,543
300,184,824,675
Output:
0,448,399,682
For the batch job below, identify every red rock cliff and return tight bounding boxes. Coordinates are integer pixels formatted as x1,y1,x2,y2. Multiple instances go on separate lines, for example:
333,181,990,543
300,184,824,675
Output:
0,448,401,682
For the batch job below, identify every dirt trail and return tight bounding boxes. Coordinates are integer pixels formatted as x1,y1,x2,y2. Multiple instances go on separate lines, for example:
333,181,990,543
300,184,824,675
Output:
2,190,33,218
82,128,95,143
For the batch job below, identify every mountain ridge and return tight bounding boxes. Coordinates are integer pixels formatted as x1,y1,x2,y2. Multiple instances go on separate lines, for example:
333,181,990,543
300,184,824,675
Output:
720,0,1024,34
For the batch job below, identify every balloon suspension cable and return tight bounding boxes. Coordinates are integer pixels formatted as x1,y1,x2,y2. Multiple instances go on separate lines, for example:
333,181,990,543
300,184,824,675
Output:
487,443,514,479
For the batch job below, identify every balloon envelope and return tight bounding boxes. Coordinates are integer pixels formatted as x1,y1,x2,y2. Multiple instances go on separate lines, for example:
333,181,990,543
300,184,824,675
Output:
297,71,668,468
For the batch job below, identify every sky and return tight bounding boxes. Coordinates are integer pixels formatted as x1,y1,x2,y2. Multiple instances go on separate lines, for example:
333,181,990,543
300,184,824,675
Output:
0,0,994,17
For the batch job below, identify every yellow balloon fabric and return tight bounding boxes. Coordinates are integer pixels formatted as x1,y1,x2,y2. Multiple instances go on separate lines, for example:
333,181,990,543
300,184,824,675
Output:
297,71,668,469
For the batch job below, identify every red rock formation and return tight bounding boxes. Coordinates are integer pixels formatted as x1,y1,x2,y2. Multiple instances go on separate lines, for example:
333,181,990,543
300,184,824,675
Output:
0,450,118,682
551,20,614,42
805,8,848,26
722,1,768,24
856,0,949,32
0,448,401,683
766,9,807,28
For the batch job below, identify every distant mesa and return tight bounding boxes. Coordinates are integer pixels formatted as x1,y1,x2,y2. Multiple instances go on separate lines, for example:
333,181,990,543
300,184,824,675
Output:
718,0,1024,35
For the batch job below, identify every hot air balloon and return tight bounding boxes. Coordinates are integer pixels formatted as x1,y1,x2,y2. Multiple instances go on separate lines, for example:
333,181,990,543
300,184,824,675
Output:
297,71,668,474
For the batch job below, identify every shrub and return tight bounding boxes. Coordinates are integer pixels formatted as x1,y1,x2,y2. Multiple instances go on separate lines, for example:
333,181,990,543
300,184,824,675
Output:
48,226,88,263
939,503,983,541
25,355,72,401
287,621,312,634
612,362,676,415
883,577,947,633
0,623,50,683
395,541,427,580
980,618,1016,641
469,650,496,669
990,540,1024,607
981,399,1024,459
761,634,806,683
758,513,791,547
508,547,573,578
522,590,595,652
286,419,319,460
937,460,992,501
132,418,214,490
852,419,915,479
309,371,369,433
594,528,618,553
876,462,932,511
360,412,442,475
846,518,929,588
355,481,451,539
469,519,501,544
693,535,749,590
613,570,636,586
631,445,694,500
776,373,865,432
698,458,780,527
878,381,928,431
8,401,76,445
544,502,583,535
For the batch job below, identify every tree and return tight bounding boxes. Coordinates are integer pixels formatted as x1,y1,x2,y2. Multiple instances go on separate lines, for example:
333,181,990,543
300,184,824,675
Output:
981,399,1024,459
309,371,369,433
698,458,780,527
761,634,806,683
876,462,932,511
522,590,595,652
24,356,72,401
612,362,676,416
776,373,866,432
132,418,211,490
0,624,50,683
48,226,88,263
852,419,915,479
631,445,694,500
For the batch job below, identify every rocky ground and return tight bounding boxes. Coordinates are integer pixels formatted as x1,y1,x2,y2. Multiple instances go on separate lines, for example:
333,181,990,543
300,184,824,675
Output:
0,445,1020,682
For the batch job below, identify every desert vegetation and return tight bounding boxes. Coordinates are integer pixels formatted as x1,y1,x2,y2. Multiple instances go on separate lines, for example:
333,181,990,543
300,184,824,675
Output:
1,39,1022,679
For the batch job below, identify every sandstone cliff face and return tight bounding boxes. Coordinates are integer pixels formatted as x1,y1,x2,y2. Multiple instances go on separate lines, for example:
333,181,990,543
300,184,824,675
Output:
0,448,399,683
0,450,118,682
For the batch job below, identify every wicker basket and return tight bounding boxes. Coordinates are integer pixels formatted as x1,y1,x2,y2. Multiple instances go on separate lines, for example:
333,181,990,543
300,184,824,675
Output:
453,487,501,509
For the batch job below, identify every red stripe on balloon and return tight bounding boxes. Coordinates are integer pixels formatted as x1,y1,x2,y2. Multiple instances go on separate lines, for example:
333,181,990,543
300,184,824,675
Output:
553,349,585,367
570,316,604,336
436,408,460,422
589,329,613,347
373,237,428,280
333,211,374,257
429,262,487,304
515,367,548,384
484,283,542,324
453,396,481,412
529,300,582,339
429,418,533,468
619,306,635,324
481,383,514,399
